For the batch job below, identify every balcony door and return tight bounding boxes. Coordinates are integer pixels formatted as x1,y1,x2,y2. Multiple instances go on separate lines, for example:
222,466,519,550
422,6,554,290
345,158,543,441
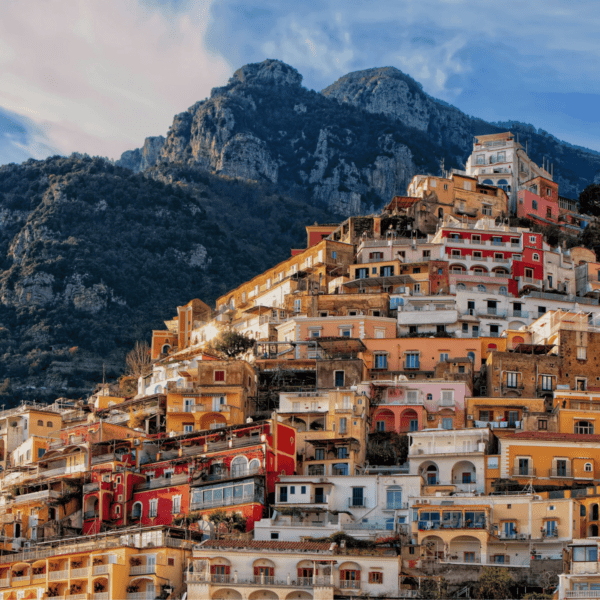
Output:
518,458,530,476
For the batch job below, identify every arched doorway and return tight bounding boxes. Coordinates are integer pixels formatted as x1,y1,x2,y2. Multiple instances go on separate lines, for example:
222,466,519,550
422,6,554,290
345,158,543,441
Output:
449,535,482,563
373,408,394,433
452,460,477,486
400,409,419,432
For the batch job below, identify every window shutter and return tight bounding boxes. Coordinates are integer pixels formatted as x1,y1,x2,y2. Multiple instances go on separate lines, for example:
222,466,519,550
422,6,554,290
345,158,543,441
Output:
211,566,215,574
297,568,302,578
356,570,361,581
340,570,346,580
254,567,259,576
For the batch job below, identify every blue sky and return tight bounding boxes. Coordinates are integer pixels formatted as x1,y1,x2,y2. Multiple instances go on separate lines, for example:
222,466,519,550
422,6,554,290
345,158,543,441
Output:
1,0,600,165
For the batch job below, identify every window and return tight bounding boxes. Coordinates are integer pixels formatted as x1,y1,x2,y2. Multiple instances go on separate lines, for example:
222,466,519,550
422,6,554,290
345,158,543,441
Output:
369,572,383,584
38,448,46,458
441,390,454,406
541,375,553,392
294,299,301,313
270,532,279,540
310,329,321,338
532,200,538,210
47,421,53,427
376,421,386,432
440,353,449,362
337,447,349,459
339,418,347,434
290,486,296,494
301,486,306,494
499,286,508,296
545,520,557,536
315,449,325,460
538,419,548,430
480,410,493,422
172,495,181,514
374,354,388,369
489,324,499,337
168,557,175,566
405,352,419,369
351,487,364,507
476,285,486,293
214,370,225,382
333,463,348,476
37,420,43,427
573,546,599,562
339,327,352,338
149,499,158,518
462,323,468,333
442,418,453,430
578,347,588,360
279,486,288,502
585,463,593,472
183,424,194,434
332,251,337,260
422,250,430,258
472,325,479,337
386,487,403,509
530,236,537,244
467,351,475,362
335,371,345,387
575,421,594,435
413,283,421,294
409,325,418,335
506,372,518,388
533,253,539,261
436,324,446,333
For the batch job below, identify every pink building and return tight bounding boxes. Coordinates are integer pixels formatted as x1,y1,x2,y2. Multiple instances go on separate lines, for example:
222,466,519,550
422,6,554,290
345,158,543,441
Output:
366,379,469,434
517,189,558,224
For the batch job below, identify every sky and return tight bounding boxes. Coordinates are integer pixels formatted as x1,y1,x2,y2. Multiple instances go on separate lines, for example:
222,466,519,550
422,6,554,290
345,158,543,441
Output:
1,0,600,165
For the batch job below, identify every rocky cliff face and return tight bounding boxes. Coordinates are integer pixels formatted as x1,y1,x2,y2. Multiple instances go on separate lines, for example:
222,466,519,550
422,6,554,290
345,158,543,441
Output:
118,59,600,211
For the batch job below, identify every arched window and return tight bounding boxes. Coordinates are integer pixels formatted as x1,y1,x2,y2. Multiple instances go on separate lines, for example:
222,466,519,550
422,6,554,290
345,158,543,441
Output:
482,179,494,186
46,421,53,427
585,463,593,472
467,352,476,363
248,458,261,474
427,394,433,401
499,286,508,296
497,179,509,191
155,385,164,394
131,502,143,519
457,283,466,291
176,378,185,388
161,344,171,354
37,420,43,427
477,284,487,293
533,253,539,261
231,455,248,477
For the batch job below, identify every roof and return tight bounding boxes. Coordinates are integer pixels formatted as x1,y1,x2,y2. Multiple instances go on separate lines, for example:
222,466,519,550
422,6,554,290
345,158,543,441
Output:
200,540,333,551
508,432,600,443
385,196,420,211
316,337,366,356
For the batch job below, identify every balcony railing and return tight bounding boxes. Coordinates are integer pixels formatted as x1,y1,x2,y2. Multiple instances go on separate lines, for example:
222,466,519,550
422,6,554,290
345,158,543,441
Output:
511,310,529,318
186,573,335,587
549,468,573,478
347,498,367,509
91,453,117,465
71,567,89,578
11,490,61,504
135,472,189,490
0,579,8,588
93,565,109,576
477,308,507,318
190,493,263,511
92,594,109,600
130,565,156,575
127,593,156,600
65,594,88,600
83,482,99,494
11,574,30,583
49,569,69,580
566,591,600,598
386,502,409,510
511,467,536,478
340,581,361,589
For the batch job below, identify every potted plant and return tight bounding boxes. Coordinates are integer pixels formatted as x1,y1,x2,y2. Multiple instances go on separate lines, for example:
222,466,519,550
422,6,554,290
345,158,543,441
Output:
46,586,60,598
94,581,106,593
126,584,139,594
69,583,83,595
130,557,142,566
93,558,104,566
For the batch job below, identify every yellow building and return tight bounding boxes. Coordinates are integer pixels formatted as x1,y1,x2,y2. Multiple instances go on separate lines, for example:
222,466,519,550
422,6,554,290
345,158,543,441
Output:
500,432,600,487
553,390,600,435
0,526,195,600
277,389,368,477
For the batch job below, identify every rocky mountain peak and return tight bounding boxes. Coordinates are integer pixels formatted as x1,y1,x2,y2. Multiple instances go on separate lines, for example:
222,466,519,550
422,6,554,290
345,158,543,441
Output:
228,59,303,88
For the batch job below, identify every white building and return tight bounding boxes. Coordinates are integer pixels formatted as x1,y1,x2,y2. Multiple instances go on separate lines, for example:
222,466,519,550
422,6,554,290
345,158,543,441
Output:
254,473,421,541
408,428,490,494
186,539,401,600
465,132,553,213
558,539,600,600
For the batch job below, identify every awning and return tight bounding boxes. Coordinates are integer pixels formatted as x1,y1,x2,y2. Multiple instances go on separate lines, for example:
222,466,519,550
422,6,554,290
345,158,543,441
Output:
510,343,555,354
316,338,366,356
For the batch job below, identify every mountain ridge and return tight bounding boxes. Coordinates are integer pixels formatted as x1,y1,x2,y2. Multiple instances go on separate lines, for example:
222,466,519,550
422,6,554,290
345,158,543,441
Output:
117,59,600,206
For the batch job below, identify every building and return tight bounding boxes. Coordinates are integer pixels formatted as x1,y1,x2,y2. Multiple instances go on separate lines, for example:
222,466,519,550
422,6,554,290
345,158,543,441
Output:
186,539,401,600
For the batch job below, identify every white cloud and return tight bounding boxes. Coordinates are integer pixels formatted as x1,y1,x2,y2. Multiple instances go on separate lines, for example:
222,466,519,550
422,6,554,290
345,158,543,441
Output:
0,0,231,160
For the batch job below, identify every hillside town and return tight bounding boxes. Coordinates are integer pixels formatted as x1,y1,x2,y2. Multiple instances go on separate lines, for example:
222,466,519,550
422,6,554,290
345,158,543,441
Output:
2,132,600,600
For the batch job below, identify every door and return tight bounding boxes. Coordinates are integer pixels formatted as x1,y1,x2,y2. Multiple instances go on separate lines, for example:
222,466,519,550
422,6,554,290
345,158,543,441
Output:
279,486,288,502
146,555,156,573
503,522,516,539
315,487,324,503
352,487,364,507
487,300,497,315
518,458,529,476
556,460,568,477
184,398,194,413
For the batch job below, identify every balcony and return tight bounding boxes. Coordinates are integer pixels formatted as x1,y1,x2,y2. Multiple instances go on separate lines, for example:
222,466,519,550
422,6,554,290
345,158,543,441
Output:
186,573,335,587
549,468,573,478
340,581,361,589
511,467,536,478
566,592,600,598
49,569,69,580
511,310,529,318
477,309,507,319
71,567,89,578
83,482,99,494
91,453,117,465
190,492,263,511
11,489,61,504
127,593,156,600
92,594,110,600
11,574,30,583
66,595,89,600
348,498,367,508
517,276,542,291
93,565,110,576
0,579,8,588
386,502,409,510
135,472,189,491
130,564,156,575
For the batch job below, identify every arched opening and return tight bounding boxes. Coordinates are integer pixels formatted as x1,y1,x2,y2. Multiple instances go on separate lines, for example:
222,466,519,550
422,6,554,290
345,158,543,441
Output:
456,283,466,291
467,352,475,363
128,577,156,599
419,462,439,485
373,408,394,433
296,559,315,585
470,265,488,274
339,561,361,590
592,504,599,521
231,455,248,478
482,179,494,186
448,535,482,563
249,592,278,600
449,264,466,273
209,558,232,584
589,524,599,537
84,497,99,520
438,208,444,219
476,284,487,293
452,460,477,486
286,592,312,600
252,558,275,584
421,535,445,559
91,576,109,596
497,179,509,192
212,590,242,600
248,458,261,474
161,344,171,354
131,501,143,520
200,413,227,431
400,409,419,433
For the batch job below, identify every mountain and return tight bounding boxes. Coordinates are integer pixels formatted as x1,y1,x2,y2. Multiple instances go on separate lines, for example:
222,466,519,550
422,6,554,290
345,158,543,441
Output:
117,60,600,209
0,155,337,403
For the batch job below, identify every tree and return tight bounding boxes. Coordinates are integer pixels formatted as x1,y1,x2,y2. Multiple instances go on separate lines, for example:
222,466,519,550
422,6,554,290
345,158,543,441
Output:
474,567,513,599
579,183,600,216
210,329,255,358
419,576,448,599
208,509,247,536
125,340,152,378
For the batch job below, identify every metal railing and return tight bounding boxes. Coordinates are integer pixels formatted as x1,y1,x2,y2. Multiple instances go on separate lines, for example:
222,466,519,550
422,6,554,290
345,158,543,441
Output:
93,565,109,575
511,310,529,318
511,467,536,477
549,468,573,478
190,493,262,511
340,580,361,589
566,591,600,598
135,472,189,491
126,592,156,600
